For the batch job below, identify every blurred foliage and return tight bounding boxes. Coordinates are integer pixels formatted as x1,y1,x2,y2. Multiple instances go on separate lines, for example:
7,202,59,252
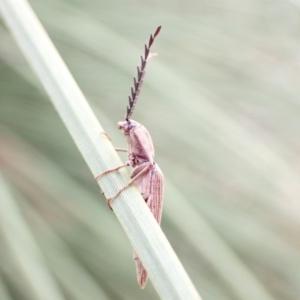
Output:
1,0,300,299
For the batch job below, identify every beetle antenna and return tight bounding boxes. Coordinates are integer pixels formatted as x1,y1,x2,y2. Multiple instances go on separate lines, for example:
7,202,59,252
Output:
125,26,161,121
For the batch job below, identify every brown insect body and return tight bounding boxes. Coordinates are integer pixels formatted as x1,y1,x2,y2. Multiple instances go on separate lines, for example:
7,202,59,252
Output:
96,26,163,288
118,119,164,288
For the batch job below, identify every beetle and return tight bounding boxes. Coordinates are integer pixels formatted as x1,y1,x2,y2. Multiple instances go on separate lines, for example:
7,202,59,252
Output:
96,26,163,288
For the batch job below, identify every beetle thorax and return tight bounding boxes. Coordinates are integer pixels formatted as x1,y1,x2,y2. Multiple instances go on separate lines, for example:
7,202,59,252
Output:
118,119,155,165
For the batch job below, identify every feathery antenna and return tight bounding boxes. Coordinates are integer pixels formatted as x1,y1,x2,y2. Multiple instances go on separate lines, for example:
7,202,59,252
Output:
125,26,161,121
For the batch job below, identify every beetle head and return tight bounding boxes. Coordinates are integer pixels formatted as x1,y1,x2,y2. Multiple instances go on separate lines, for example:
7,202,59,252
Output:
118,119,141,135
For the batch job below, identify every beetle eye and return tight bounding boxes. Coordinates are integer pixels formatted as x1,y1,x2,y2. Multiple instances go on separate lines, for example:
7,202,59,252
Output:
127,122,135,130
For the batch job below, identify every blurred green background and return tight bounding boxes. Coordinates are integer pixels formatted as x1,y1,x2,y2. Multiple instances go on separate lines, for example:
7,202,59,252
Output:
1,0,300,299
